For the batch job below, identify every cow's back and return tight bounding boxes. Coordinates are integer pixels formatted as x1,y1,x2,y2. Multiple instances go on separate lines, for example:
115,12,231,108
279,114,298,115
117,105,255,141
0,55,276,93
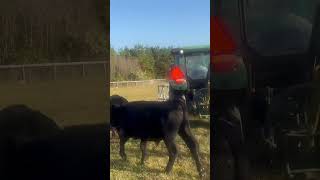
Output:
120,101,171,139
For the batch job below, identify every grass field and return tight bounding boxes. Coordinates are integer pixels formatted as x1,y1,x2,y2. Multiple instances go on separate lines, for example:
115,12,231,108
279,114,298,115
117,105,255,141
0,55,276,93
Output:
110,85,210,180
110,85,159,101
0,79,107,127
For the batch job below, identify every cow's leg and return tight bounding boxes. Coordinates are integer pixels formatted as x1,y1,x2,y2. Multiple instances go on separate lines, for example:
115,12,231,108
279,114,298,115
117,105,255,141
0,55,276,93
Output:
140,140,147,165
119,129,128,161
179,124,205,178
111,128,117,138
163,135,178,173
110,128,115,139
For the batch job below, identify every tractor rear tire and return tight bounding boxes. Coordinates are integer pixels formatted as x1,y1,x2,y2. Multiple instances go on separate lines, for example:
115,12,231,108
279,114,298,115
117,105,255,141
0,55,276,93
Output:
213,137,236,180
213,105,251,180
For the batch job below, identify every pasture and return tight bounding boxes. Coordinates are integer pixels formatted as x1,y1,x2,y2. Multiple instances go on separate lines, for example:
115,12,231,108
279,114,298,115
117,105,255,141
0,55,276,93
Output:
110,84,211,180
0,79,107,127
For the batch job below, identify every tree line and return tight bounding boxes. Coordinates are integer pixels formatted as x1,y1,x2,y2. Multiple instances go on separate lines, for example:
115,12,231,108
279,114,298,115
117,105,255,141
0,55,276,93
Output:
110,45,174,81
0,0,108,65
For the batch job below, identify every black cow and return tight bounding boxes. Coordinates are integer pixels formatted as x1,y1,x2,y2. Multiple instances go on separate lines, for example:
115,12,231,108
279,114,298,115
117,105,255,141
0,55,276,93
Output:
0,104,61,179
111,90,205,178
110,95,129,138
12,124,108,180
110,94,161,151
110,95,129,106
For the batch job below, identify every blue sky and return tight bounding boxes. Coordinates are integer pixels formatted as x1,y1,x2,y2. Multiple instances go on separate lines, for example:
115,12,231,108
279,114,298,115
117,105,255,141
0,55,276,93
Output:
110,0,210,50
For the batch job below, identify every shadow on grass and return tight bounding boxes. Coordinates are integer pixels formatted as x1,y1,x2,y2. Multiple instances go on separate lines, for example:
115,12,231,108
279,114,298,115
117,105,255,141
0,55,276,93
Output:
111,144,210,162
189,119,210,129
111,158,164,174
111,152,209,179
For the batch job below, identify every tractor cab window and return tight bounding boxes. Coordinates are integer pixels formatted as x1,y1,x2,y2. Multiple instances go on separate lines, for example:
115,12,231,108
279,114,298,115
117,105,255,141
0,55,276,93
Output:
246,0,319,55
185,53,210,71
175,52,209,80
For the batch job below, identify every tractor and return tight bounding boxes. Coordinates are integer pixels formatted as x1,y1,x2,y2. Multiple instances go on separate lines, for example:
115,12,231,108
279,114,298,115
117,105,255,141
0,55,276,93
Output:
158,46,210,118
212,0,320,179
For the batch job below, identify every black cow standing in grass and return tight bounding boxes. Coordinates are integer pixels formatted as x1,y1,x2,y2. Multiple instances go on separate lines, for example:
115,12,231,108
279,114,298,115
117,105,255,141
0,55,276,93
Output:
110,95,161,149
0,105,61,179
111,90,205,178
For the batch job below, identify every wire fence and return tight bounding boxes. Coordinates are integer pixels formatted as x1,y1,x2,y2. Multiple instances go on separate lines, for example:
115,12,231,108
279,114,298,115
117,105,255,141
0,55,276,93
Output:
0,60,107,83
110,79,168,88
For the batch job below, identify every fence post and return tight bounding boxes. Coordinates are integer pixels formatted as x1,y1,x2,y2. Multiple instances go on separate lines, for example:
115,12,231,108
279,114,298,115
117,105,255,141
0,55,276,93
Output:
29,67,32,82
22,65,25,82
82,63,85,78
53,64,57,80
104,63,107,80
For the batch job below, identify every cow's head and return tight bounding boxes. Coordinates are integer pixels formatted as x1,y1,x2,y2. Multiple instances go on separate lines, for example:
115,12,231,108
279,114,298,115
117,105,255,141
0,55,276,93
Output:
110,104,125,129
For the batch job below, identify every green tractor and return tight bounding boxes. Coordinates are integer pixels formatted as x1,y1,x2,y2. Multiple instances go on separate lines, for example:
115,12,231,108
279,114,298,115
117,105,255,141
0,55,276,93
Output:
213,0,320,180
166,45,210,118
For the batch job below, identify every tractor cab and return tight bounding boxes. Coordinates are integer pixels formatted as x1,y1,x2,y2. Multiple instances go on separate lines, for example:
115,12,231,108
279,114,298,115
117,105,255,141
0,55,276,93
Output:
170,46,210,90
168,46,210,117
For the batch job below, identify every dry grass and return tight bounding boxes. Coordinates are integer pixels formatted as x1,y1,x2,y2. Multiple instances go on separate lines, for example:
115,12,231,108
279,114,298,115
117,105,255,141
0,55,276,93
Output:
110,84,210,180
0,79,107,127
110,85,158,101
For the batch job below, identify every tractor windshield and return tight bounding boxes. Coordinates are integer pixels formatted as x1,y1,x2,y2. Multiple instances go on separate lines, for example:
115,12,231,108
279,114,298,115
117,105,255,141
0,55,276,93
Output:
246,0,320,56
175,52,209,80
